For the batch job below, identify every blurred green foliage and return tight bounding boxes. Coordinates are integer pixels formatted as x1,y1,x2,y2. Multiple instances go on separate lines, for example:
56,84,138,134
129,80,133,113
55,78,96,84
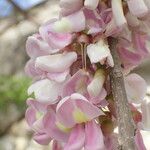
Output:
0,76,31,110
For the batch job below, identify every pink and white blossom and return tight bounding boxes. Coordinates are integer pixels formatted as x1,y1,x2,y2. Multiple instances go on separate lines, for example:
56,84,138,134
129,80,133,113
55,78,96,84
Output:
24,0,150,148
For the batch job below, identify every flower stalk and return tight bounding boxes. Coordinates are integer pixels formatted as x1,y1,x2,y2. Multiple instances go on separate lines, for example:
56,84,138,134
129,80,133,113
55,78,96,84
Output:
108,37,136,150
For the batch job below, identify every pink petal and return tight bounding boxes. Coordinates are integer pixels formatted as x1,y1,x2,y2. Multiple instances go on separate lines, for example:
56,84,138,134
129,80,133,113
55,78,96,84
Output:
64,125,85,150
87,69,105,97
105,18,122,37
84,0,99,10
104,134,118,150
43,111,70,142
117,47,142,69
60,0,83,16
52,140,63,150
25,59,43,77
84,9,105,35
28,79,62,103
111,0,127,27
125,73,147,104
56,96,76,128
54,11,85,33
25,107,36,127
25,99,47,128
25,101,52,145
33,132,51,145
127,0,148,17
26,34,50,58
56,93,104,128
63,69,90,97
133,33,149,56
140,130,150,149
90,88,107,105
39,20,73,49
47,70,70,83
85,121,105,150
35,52,77,73
135,130,146,150
26,99,48,113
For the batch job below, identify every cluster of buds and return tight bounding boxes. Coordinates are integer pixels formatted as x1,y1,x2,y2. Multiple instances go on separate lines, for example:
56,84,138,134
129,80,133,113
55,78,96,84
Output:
25,0,150,149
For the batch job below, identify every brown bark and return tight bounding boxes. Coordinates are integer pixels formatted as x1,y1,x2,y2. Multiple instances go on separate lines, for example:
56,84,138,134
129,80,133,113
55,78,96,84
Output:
108,37,136,150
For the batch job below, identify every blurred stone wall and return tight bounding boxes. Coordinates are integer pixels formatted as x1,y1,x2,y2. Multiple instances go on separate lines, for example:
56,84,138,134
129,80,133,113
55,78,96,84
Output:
0,0,59,76
0,1,59,150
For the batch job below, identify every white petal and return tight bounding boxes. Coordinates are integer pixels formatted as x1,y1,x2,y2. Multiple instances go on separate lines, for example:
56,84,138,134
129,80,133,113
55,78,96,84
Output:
112,0,127,27
53,11,85,33
35,52,77,73
53,18,72,33
125,74,147,104
28,79,62,103
87,69,105,97
87,40,114,66
84,0,99,10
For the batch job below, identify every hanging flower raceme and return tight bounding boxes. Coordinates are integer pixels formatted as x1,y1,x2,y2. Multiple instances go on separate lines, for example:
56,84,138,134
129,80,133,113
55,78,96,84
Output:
25,0,150,149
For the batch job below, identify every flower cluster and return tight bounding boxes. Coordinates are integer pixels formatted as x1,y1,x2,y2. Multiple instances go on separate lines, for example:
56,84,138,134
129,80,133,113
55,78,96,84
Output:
25,0,150,149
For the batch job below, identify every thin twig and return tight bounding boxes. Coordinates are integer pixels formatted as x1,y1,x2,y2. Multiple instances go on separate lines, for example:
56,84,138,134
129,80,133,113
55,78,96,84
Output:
108,37,136,150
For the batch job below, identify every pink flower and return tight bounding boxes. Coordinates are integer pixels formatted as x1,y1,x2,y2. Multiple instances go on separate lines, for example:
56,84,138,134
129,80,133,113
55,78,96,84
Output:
63,69,107,105
25,99,52,145
25,59,43,77
24,0,150,149
62,69,90,97
26,99,70,144
117,43,142,71
39,20,73,49
60,0,83,16
56,93,104,128
125,73,147,104
64,121,105,150
56,93,105,149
